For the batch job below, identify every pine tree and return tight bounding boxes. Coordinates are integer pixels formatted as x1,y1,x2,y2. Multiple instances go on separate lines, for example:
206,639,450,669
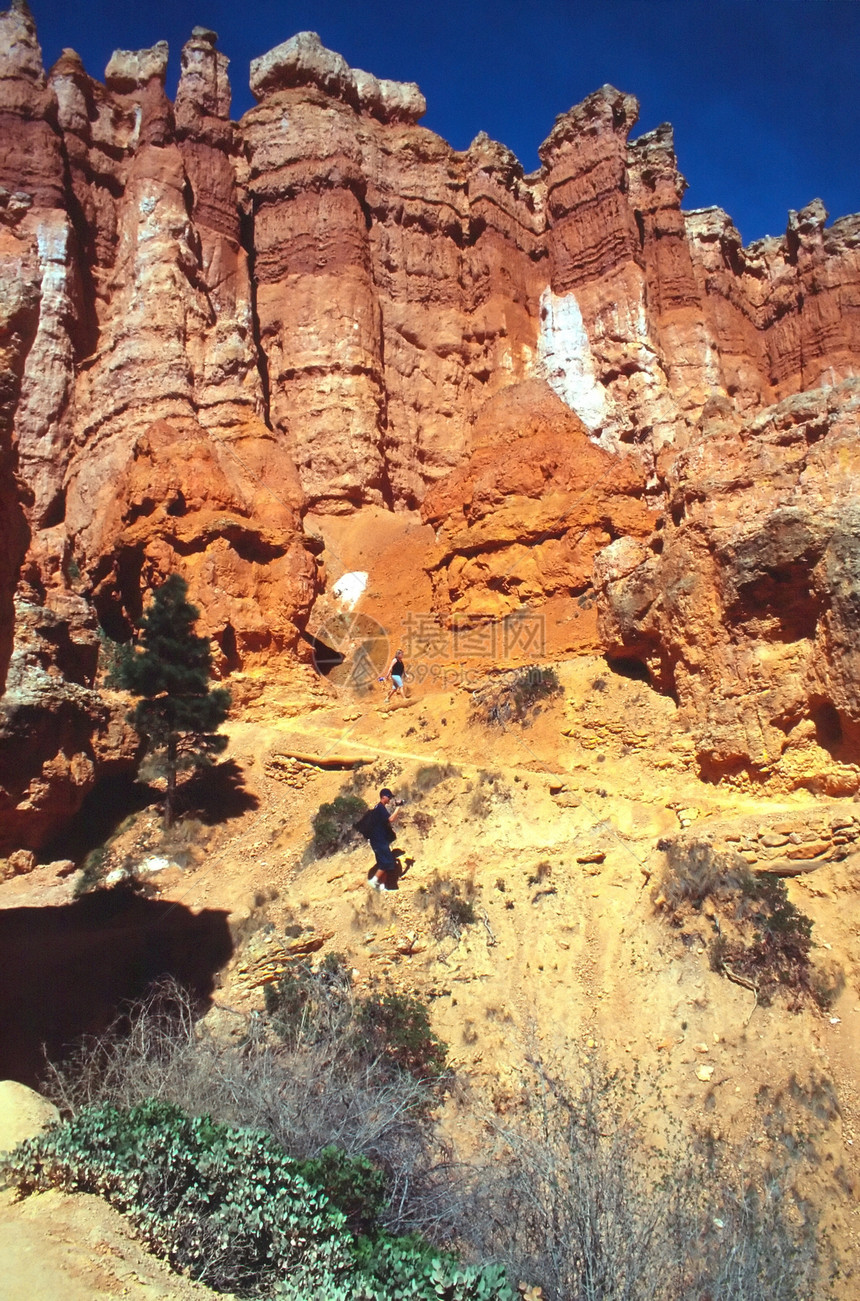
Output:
116,574,231,826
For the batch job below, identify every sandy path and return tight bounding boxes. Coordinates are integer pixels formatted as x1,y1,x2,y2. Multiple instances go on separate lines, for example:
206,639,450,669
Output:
0,1189,221,1301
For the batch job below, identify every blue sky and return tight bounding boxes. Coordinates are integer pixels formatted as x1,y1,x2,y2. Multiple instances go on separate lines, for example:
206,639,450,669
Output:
23,0,860,245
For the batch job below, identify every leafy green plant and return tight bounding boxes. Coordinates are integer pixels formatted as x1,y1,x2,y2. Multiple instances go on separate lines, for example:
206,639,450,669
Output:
293,1145,386,1235
299,1234,514,1301
2,1100,511,1299
2,1099,353,1294
311,794,369,857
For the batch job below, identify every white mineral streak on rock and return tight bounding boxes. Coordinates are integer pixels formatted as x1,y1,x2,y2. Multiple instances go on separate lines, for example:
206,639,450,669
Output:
15,211,77,524
140,855,170,874
536,286,608,433
332,571,368,610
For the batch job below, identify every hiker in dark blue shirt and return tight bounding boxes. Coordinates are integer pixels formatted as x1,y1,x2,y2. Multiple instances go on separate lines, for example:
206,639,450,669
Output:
367,788,400,891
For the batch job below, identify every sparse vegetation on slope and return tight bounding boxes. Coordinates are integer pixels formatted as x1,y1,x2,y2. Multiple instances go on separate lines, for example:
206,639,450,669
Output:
417,870,478,939
16,977,837,1301
265,954,448,1082
470,665,563,727
656,839,835,1010
468,1058,825,1301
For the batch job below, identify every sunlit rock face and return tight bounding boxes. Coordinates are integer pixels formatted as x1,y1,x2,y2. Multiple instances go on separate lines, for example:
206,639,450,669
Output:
0,8,318,848
421,380,656,623
595,382,860,789
1,5,860,849
241,31,544,513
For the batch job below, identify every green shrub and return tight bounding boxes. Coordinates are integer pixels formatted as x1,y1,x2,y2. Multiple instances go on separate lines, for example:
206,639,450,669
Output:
312,794,369,857
2,1100,511,1301
359,992,448,1081
276,1233,513,1300
293,1145,387,1235
264,954,354,1047
75,846,109,895
659,840,828,1011
1,1099,353,1295
335,1234,513,1301
265,960,448,1082
710,873,824,1009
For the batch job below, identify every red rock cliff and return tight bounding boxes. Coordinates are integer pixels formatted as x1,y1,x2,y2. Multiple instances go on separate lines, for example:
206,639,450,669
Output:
2,5,860,846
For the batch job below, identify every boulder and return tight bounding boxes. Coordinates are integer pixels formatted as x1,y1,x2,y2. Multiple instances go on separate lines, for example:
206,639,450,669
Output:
0,1079,59,1154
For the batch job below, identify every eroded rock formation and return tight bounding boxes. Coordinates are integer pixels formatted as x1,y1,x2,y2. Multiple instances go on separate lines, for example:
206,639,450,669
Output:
1,3,860,848
422,380,655,621
596,382,860,789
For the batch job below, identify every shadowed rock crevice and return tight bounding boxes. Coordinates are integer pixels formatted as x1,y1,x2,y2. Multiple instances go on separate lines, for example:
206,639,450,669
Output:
0,887,233,1087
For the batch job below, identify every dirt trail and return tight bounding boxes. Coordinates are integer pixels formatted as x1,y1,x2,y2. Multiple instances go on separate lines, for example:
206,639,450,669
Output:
0,1189,221,1301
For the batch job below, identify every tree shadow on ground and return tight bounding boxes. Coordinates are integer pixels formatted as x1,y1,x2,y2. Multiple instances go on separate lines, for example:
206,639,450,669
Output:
0,884,233,1087
41,773,158,867
175,759,258,825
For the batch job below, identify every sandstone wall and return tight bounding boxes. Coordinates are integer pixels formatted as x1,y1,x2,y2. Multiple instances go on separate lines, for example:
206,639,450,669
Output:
4,11,859,601
421,379,655,621
595,381,860,789
662,805,860,882
2,5,860,847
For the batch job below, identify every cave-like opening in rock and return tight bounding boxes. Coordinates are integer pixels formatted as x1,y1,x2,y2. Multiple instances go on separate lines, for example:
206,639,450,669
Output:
0,887,233,1087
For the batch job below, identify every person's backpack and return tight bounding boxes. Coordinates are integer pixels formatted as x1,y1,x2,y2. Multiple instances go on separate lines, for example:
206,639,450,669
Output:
354,805,397,842
354,807,376,840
